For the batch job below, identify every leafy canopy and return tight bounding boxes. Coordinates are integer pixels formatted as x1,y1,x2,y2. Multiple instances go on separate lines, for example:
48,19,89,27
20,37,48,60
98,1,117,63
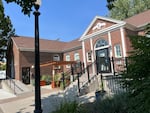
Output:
4,0,36,16
107,0,150,20
0,0,15,61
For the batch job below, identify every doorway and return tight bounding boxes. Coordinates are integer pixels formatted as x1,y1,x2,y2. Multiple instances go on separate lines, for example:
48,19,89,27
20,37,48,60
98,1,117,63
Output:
22,67,30,84
96,48,111,73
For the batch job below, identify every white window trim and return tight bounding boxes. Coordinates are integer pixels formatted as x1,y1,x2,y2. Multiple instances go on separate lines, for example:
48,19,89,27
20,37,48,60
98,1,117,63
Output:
87,51,92,62
74,53,80,61
114,44,122,58
66,55,71,68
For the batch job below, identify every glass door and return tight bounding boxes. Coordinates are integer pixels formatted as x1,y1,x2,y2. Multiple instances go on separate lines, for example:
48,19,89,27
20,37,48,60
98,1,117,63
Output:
22,67,30,84
96,48,111,73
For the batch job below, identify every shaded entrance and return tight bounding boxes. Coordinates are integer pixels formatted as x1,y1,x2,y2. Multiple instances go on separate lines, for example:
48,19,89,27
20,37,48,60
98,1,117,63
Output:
96,48,111,73
22,67,30,84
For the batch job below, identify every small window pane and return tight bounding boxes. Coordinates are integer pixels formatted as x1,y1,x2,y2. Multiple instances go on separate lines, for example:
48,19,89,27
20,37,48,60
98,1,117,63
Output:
74,53,80,61
53,55,60,61
114,45,122,58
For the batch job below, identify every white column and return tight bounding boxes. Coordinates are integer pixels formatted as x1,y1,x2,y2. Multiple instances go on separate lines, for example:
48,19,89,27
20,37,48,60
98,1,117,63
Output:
90,38,95,74
82,41,87,69
120,27,126,57
108,32,112,57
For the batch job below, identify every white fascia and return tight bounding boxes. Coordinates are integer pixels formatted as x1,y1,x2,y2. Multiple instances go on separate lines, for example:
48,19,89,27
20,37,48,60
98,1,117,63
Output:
80,22,126,41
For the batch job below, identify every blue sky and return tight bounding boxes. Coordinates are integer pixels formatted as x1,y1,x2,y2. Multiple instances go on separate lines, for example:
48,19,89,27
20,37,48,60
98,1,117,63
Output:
3,0,108,42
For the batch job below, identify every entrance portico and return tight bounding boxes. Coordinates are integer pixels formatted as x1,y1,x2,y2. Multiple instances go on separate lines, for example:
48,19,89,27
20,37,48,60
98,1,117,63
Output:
79,16,126,74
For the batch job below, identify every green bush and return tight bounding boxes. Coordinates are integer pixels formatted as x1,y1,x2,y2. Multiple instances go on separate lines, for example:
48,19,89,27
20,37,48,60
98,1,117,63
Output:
41,75,52,85
0,63,6,70
51,101,85,113
82,93,129,113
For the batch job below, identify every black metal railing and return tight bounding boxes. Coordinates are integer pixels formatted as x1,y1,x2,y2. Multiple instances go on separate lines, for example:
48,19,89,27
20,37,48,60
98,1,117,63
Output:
61,57,128,95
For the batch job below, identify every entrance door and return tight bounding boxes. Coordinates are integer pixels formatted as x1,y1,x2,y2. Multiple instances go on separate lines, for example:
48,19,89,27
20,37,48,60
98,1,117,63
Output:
22,67,30,84
96,48,111,73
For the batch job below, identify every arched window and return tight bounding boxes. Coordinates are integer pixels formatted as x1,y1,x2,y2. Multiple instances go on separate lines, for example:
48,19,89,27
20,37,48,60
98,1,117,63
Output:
95,39,108,48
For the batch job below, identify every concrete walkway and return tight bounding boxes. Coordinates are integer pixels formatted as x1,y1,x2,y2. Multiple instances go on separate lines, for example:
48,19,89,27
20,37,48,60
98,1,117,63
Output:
0,89,16,100
0,85,95,113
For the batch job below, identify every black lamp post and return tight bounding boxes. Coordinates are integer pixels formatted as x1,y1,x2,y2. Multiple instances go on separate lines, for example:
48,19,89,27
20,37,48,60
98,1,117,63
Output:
33,0,42,113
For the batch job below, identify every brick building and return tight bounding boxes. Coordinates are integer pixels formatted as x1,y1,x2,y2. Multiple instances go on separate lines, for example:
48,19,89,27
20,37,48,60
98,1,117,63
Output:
7,10,150,84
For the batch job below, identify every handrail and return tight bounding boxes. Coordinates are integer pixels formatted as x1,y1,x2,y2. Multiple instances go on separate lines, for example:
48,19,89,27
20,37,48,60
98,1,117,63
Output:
6,76,24,94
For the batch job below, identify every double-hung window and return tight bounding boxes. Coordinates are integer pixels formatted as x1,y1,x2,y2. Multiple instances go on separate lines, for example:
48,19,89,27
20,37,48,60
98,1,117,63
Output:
74,53,80,61
66,55,70,68
114,44,122,58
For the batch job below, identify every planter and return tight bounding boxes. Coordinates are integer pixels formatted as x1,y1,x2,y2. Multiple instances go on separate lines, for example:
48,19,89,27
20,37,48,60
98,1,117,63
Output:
95,90,106,101
40,80,46,86
51,81,56,88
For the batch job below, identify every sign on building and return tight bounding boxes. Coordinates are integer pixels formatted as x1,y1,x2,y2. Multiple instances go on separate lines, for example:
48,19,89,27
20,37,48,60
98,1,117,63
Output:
0,70,6,79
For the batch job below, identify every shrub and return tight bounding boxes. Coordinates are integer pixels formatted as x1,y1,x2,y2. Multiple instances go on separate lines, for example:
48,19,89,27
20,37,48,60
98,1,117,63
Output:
51,101,85,113
92,93,129,113
41,75,52,85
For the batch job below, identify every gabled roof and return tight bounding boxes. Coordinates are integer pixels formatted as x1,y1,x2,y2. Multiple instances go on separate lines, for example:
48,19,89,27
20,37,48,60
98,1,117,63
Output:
124,10,150,28
81,16,124,37
12,36,81,53
80,16,125,41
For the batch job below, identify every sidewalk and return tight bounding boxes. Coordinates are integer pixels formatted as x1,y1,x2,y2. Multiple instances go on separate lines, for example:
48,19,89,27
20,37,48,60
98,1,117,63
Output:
0,85,95,113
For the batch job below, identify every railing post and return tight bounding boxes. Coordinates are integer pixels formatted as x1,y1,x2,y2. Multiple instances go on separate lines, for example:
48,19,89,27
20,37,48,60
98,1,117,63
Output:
14,81,16,94
62,73,65,90
82,63,85,73
80,61,82,74
77,73,80,93
87,66,90,83
100,73,104,91
112,57,115,76
125,57,128,73
96,60,98,75
71,65,74,82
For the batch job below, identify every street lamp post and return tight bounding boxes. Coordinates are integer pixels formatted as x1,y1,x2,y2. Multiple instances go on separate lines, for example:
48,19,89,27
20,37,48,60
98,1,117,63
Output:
33,0,42,113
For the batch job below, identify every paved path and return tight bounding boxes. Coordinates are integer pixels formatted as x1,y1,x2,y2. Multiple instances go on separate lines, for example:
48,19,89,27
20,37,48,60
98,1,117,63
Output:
0,86,95,113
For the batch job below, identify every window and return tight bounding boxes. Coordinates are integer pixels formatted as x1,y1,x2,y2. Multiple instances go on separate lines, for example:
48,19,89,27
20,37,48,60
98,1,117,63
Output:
66,55,70,68
114,44,122,58
87,51,92,62
53,55,60,61
95,39,108,48
74,53,80,61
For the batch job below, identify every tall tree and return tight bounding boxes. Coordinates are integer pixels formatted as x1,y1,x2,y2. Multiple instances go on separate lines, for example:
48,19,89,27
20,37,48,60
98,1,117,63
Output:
122,26,150,113
0,0,15,61
107,0,150,20
106,0,116,10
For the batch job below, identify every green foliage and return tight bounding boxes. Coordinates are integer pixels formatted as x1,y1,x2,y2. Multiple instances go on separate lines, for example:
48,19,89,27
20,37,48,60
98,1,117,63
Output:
94,93,129,113
4,0,36,16
51,101,84,113
0,0,15,60
107,0,116,10
0,63,6,70
108,0,150,20
122,34,150,113
41,75,52,85
54,73,62,87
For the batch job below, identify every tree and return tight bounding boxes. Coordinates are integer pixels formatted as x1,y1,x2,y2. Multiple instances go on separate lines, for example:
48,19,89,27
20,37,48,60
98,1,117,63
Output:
0,0,15,61
4,0,36,16
107,0,150,20
106,0,116,10
122,26,150,113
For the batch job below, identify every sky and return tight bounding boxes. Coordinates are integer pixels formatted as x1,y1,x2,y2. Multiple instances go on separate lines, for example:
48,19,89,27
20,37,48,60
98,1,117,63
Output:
3,0,108,42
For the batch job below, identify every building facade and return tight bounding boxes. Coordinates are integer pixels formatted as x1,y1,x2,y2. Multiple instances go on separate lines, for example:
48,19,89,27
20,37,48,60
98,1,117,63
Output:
7,10,150,84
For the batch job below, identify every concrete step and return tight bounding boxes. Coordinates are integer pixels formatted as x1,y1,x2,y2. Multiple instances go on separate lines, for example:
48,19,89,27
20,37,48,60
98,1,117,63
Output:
1,79,31,95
